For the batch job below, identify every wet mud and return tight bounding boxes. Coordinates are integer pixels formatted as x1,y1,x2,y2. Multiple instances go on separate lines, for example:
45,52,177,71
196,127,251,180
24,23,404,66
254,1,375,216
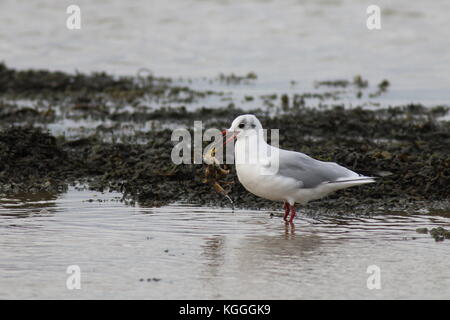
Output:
0,63,449,214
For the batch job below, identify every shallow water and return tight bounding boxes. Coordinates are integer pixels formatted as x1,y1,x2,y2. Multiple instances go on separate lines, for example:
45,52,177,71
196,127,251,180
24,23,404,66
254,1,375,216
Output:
1,187,449,299
2,0,450,104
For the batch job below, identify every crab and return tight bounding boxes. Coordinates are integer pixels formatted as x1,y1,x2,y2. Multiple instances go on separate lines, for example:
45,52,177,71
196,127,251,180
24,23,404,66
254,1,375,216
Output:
202,146,234,206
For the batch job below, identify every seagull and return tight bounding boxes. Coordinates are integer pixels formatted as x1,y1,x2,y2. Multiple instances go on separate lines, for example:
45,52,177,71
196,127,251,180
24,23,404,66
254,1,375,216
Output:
224,114,375,223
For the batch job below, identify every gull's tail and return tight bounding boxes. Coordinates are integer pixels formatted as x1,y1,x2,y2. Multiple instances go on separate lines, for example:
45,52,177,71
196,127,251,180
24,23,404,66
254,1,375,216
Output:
326,176,377,188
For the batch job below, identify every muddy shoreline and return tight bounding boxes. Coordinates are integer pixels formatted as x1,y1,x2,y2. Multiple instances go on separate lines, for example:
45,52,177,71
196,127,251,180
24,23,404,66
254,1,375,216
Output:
0,64,449,214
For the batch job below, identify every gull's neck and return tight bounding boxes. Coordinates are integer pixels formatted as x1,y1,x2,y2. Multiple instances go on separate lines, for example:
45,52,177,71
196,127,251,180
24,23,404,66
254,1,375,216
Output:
235,131,270,164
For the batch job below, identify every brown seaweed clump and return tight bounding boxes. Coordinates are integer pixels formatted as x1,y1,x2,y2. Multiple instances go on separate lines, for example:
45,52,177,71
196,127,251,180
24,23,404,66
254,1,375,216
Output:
429,227,450,242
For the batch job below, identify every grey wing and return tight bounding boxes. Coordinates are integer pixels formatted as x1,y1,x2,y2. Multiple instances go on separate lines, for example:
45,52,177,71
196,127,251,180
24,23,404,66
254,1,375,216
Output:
276,149,358,188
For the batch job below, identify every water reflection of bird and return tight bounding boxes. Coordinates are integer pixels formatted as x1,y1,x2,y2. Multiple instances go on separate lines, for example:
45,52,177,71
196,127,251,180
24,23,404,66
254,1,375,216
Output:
200,235,226,278
284,222,295,239
224,114,375,223
237,232,323,272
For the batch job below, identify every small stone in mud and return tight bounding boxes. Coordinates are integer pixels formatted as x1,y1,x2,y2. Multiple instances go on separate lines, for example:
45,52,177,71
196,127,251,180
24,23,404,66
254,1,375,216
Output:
378,79,390,91
429,227,450,242
164,249,169,253
415,228,428,234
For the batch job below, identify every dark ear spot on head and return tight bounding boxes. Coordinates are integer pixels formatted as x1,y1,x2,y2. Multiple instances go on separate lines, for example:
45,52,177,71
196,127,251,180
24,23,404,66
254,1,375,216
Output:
250,123,256,128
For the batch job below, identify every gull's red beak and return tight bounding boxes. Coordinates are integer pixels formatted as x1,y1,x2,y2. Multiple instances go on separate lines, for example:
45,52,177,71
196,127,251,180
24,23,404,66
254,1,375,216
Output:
222,129,236,145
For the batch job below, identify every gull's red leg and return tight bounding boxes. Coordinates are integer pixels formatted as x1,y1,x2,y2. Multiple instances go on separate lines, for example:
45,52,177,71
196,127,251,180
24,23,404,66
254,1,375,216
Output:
283,202,290,221
288,204,297,223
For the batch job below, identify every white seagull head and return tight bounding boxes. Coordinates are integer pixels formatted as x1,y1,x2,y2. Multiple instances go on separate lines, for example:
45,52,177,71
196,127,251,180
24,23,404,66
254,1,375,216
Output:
227,114,263,140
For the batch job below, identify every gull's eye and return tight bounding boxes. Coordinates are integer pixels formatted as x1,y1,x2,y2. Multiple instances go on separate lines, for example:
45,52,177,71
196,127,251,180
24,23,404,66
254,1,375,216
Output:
238,123,245,129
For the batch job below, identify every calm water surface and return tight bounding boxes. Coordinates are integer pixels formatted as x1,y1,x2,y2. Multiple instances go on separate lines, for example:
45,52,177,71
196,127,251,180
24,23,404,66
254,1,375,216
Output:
1,0,450,104
1,187,449,299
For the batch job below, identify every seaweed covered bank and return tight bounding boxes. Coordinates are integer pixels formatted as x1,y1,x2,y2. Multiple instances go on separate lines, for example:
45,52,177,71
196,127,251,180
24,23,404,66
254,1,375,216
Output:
0,63,449,214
